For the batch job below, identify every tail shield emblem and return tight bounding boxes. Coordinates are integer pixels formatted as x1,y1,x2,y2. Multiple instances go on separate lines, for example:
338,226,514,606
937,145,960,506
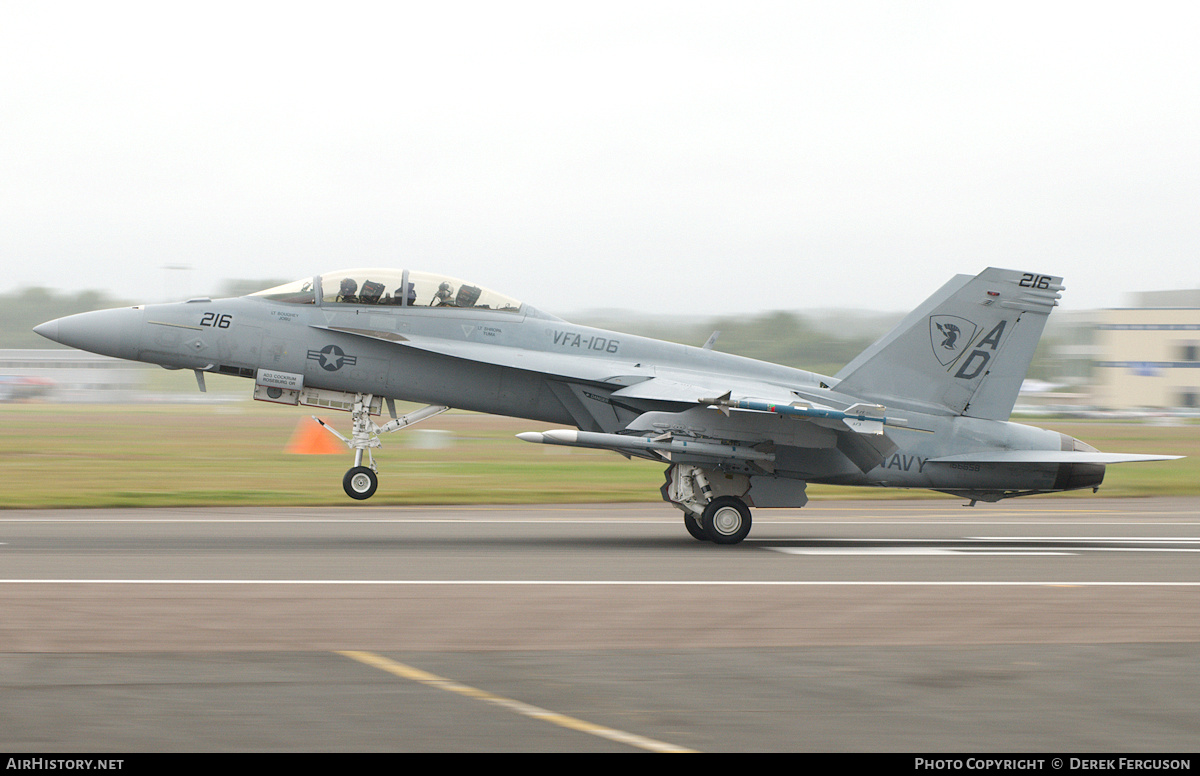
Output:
929,316,976,366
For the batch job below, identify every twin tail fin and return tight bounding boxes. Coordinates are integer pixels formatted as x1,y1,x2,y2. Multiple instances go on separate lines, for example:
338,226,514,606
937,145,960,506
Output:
833,268,1062,421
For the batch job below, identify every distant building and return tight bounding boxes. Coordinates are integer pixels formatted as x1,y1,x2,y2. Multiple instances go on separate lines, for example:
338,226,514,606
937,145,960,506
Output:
1131,289,1200,308
1092,302,1200,410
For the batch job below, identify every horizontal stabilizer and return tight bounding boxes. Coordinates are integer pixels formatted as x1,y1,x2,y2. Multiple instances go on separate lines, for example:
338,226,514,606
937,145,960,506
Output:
928,451,1182,465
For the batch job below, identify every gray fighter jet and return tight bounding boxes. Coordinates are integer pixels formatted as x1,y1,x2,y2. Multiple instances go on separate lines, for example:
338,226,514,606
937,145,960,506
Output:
34,267,1177,544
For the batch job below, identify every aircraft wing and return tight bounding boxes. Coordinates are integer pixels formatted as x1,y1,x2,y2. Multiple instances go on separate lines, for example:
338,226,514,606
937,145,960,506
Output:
608,373,815,408
612,372,893,433
531,371,899,473
320,324,898,471
319,325,833,408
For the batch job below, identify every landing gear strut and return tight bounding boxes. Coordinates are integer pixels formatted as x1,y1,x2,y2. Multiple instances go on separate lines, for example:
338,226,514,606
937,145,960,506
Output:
315,394,449,500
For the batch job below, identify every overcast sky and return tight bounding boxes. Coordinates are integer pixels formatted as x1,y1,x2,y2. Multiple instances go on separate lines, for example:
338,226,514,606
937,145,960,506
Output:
2,1,1198,316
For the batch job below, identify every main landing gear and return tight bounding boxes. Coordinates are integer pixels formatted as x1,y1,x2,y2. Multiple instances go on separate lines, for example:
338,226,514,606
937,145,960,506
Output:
699,496,753,545
315,394,449,500
681,501,753,544
664,464,754,545
680,496,754,544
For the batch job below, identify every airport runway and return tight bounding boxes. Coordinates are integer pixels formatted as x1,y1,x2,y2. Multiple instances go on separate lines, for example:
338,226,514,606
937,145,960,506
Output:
2,498,1199,752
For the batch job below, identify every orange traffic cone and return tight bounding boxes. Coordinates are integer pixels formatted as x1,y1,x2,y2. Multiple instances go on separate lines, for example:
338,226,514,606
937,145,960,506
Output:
286,417,345,455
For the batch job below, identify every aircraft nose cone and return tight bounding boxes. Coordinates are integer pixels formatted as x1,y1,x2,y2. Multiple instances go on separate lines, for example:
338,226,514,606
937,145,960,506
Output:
33,319,60,343
32,307,142,361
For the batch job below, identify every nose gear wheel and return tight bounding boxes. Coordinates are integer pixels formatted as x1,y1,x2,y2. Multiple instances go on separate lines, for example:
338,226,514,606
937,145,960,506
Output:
343,466,378,500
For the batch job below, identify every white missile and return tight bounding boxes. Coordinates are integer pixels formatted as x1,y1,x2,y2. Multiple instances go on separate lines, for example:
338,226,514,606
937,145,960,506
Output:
516,429,775,463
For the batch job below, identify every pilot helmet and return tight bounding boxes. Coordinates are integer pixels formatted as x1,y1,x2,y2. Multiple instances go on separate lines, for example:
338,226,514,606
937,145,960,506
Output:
340,278,358,295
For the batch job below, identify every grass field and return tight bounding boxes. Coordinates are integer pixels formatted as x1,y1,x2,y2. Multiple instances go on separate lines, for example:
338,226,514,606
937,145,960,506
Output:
1,401,1196,508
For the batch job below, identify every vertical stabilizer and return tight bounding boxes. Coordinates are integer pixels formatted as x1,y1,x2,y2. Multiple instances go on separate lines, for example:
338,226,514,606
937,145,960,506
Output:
833,268,1062,420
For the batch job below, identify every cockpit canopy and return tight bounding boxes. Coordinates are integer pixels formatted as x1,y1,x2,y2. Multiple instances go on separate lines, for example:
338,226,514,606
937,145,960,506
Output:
250,269,523,313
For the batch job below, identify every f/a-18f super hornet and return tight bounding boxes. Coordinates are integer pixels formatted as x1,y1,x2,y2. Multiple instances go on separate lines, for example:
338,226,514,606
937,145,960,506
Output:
34,267,1178,544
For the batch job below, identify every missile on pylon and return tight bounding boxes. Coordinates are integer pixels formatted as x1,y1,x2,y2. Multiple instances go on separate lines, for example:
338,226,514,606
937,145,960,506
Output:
516,429,775,466
696,392,891,435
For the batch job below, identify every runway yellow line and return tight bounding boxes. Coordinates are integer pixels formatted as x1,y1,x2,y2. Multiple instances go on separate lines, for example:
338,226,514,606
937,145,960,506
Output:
337,650,697,753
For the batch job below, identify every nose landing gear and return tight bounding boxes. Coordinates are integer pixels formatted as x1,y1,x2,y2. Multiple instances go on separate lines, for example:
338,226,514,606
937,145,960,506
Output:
314,394,449,500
